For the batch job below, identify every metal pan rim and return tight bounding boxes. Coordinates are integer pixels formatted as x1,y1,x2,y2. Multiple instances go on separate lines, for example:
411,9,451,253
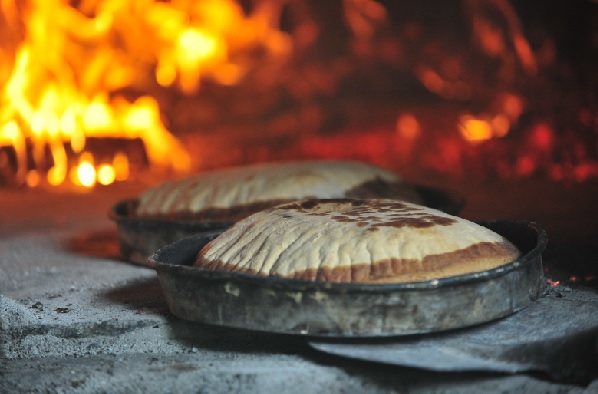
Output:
147,220,546,292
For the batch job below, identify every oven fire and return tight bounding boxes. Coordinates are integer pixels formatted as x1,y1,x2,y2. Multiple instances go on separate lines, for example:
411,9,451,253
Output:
0,0,289,187
0,0,596,188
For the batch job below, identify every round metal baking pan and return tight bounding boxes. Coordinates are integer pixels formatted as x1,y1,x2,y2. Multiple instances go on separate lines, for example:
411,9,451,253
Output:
110,185,464,264
147,220,546,338
109,199,233,264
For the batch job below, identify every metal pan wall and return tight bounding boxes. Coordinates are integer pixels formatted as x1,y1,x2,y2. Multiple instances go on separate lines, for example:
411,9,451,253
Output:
148,220,546,337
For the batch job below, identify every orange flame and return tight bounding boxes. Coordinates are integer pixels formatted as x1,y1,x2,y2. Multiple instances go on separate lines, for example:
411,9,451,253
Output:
0,0,291,187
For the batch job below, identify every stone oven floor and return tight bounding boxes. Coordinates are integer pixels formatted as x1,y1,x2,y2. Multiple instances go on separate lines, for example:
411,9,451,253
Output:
1,179,597,393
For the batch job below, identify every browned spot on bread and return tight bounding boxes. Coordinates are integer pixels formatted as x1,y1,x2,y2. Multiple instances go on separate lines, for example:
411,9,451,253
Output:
278,202,302,210
281,198,369,213
280,199,457,229
300,200,319,209
330,215,347,220
371,215,456,229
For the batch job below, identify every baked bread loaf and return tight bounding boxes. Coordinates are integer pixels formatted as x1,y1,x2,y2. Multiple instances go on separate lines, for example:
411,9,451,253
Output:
194,199,520,283
135,161,421,221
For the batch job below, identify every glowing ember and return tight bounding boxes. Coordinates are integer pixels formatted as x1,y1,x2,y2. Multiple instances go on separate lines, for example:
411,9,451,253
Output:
546,279,560,287
567,275,597,284
396,113,421,141
459,116,494,143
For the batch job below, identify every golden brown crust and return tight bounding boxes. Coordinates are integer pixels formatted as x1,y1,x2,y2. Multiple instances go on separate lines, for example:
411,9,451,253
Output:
197,241,519,283
194,199,521,284
135,161,422,221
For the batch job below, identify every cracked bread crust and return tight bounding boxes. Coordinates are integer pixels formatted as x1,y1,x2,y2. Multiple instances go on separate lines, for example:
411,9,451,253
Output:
135,161,421,222
194,199,521,283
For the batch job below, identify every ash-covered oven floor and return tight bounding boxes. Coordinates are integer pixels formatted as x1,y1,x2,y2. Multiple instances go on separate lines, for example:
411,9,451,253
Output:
1,179,597,393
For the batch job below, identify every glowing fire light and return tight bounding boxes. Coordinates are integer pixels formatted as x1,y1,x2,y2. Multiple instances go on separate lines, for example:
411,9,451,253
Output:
396,113,421,140
113,152,130,181
26,170,41,187
459,116,493,142
65,151,126,188
97,164,116,186
458,110,517,144
0,0,291,187
568,275,597,284
76,161,96,188
547,279,560,287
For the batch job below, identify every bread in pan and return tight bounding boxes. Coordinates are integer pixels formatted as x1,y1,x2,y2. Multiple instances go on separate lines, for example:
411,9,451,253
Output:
194,199,520,283
136,160,421,222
